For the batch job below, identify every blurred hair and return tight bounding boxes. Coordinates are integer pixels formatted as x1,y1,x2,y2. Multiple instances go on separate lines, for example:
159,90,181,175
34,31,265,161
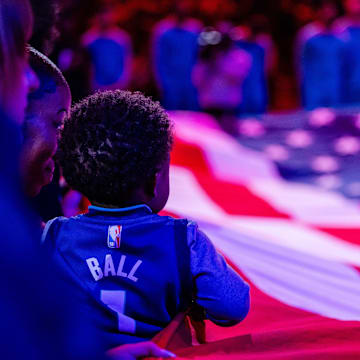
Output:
0,0,33,107
58,90,173,206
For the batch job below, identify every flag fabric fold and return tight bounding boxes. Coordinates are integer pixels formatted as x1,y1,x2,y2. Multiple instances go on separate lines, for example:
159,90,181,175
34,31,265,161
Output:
156,111,360,359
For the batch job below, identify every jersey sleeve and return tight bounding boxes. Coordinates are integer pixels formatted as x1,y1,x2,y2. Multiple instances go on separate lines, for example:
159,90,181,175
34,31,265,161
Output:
41,217,66,247
187,221,250,326
41,217,59,243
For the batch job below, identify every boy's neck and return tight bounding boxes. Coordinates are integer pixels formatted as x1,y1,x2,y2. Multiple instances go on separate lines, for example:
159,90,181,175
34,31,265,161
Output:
91,187,152,209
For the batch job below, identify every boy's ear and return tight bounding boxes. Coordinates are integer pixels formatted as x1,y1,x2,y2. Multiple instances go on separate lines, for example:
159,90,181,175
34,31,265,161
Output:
144,172,158,198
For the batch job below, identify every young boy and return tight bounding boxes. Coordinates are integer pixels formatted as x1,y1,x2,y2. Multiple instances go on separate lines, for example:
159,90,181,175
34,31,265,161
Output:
43,90,250,348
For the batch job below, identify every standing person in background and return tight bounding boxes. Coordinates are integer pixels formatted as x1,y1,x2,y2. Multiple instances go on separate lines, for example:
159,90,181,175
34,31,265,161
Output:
193,30,251,134
82,4,132,93
295,0,344,110
233,15,272,115
334,0,360,105
152,0,201,110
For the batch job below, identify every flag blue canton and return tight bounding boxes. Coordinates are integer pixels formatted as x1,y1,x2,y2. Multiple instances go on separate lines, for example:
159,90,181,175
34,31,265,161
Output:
237,107,360,200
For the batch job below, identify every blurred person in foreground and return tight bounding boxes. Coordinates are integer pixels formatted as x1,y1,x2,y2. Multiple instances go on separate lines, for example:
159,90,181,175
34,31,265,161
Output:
0,0,174,358
295,0,345,110
193,29,251,134
152,0,201,111
0,1,99,359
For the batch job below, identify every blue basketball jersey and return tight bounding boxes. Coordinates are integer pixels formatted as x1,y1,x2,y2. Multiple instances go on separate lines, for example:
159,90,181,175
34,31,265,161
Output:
342,26,360,105
42,205,192,348
154,27,199,110
88,38,126,86
300,33,345,110
236,40,268,115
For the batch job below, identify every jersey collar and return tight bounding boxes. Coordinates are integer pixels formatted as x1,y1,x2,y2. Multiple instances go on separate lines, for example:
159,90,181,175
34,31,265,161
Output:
88,204,153,216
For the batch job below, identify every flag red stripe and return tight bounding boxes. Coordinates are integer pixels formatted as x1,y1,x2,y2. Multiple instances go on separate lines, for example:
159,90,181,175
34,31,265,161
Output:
152,246,360,359
188,258,360,358
172,138,290,219
316,227,360,247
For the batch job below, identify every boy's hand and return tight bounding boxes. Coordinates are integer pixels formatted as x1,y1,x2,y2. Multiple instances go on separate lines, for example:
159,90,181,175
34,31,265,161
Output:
107,341,176,359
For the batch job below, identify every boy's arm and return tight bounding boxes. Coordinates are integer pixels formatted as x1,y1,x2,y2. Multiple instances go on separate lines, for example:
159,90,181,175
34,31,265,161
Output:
188,222,250,326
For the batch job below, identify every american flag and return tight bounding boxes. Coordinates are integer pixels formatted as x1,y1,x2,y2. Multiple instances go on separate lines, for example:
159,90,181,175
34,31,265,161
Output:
156,110,360,359
238,107,360,200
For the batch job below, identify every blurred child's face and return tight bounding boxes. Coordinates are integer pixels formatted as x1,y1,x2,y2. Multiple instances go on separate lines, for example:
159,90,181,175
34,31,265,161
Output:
21,83,71,197
148,156,170,214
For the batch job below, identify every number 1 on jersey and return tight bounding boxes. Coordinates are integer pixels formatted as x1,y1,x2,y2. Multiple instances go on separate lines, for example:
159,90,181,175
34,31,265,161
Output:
101,290,136,334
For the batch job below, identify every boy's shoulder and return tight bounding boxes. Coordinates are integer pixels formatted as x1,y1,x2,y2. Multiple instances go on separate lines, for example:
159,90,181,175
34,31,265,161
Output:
157,214,193,225
41,214,85,242
156,215,200,236
44,213,85,228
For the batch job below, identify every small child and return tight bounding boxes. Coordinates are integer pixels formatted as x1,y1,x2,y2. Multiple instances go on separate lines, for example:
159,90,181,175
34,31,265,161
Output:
43,90,250,348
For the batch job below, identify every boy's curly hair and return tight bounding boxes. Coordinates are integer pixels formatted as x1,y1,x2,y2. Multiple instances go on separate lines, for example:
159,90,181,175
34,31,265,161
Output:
58,90,173,205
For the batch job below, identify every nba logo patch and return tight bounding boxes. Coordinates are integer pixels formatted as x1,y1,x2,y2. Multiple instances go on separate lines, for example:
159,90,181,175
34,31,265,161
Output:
107,225,122,249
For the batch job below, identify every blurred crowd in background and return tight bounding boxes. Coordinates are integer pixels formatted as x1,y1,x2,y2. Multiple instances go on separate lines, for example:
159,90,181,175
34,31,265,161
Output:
34,0,360,116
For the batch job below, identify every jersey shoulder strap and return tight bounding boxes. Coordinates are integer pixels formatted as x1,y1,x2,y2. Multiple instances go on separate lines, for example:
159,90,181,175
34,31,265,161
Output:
173,218,192,307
